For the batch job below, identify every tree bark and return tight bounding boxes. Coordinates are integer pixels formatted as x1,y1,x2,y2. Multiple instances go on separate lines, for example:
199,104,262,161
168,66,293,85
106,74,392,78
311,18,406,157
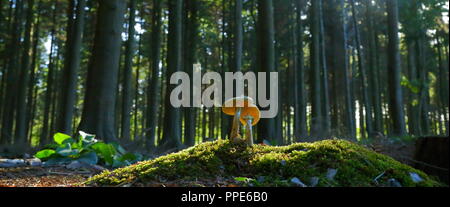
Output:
146,0,162,148
256,0,277,142
121,0,137,141
78,0,126,142
386,0,407,136
58,0,86,135
309,0,322,138
161,0,183,150
15,0,35,143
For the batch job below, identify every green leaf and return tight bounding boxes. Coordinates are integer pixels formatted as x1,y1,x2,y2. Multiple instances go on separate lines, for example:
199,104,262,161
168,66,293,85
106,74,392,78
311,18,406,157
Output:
234,177,250,182
119,153,137,162
77,152,98,165
35,149,56,159
54,133,72,145
112,159,127,168
56,143,80,157
79,131,98,147
91,143,116,165
110,142,127,155
79,131,96,142
62,138,76,145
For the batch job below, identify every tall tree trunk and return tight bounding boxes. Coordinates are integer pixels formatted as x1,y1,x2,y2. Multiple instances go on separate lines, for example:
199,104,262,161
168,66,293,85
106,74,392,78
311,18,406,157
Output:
58,0,86,135
350,0,373,138
26,5,41,141
309,0,322,138
1,0,23,144
40,1,58,144
161,0,183,150
294,0,307,140
319,0,330,137
406,40,420,135
183,0,198,147
15,0,35,143
256,0,277,142
78,0,126,142
386,0,406,136
146,0,162,149
365,0,383,134
121,0,137,141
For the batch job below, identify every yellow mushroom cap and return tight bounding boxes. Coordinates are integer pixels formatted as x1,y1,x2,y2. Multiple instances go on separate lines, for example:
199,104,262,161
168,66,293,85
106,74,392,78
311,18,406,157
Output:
239,104,261,126
222,96,255,115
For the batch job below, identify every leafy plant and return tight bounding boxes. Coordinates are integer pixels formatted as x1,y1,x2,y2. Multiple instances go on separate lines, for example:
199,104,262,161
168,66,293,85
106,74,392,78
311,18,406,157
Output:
35,131,142,168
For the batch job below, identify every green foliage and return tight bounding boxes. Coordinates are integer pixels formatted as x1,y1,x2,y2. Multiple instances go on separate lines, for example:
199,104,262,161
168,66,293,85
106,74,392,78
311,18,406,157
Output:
86,139,444,187
34,132,142,168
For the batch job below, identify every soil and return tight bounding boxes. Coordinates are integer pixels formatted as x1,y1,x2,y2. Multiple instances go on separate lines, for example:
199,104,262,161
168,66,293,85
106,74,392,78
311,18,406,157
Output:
0,166,89,187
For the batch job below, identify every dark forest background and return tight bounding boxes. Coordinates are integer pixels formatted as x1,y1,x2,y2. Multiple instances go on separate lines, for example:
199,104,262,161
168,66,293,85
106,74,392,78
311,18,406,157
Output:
0,0,448,154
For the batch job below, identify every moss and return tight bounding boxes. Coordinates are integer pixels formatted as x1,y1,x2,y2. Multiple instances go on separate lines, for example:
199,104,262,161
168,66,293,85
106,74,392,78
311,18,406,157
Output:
86,139,444,187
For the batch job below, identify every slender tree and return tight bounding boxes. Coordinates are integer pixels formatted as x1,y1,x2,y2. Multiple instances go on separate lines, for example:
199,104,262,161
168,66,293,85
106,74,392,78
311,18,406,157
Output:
15,0,35,143
57,0,86,135
161,0,183,150
309,0,322,138
183,0,199,147
121,0,137,141
351,0,373,137
146,0,163,148
294,0,307,139
256,0,278,142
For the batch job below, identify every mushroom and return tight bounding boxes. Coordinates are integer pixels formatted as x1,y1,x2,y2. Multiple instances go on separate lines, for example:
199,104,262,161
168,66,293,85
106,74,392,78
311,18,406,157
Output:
239,104,260,146
222,96,255,143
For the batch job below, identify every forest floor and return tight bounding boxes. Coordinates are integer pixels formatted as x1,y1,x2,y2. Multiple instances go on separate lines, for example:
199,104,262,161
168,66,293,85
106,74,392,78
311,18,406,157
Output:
0,139,418,187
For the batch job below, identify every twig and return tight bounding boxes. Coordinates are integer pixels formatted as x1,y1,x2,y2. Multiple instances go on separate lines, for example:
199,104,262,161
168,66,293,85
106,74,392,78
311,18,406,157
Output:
400,156,449,172
373,171,386,184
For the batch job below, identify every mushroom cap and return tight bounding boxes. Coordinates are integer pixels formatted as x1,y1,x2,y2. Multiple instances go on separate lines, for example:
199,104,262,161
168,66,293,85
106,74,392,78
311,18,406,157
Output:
239,104,261,126
222,96,255,115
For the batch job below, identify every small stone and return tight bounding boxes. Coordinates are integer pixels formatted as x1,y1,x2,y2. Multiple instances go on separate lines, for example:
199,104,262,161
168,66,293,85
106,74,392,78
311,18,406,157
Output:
27,158,42,167
66,161,84,170
388,178,402,187
0,159,26,168
326,168,338,180
88,164,107,172
310,177,319,187
409,172,423,183
290,177,307,187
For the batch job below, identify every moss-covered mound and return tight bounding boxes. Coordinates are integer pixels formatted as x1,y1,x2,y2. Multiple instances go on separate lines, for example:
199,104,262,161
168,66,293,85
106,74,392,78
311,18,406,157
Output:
86,139,443,187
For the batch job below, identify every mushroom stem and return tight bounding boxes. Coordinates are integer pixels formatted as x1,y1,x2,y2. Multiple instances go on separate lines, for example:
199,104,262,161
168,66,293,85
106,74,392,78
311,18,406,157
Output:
245,118,254,146
230,108,242,142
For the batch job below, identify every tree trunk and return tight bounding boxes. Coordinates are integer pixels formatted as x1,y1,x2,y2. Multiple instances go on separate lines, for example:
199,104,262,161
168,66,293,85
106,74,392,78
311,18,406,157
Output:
365,0,383,134
386,0,406,136
350,0,373,138
309,0,322,138
120,0,137,141
1,0,24,144
41,1,58,144
294,0,307,140
319,0,330,137
58,0,85,135
15,0,35,143
256,0,277,142
78,0,126,142
146,0,162,148
161,0,183,150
